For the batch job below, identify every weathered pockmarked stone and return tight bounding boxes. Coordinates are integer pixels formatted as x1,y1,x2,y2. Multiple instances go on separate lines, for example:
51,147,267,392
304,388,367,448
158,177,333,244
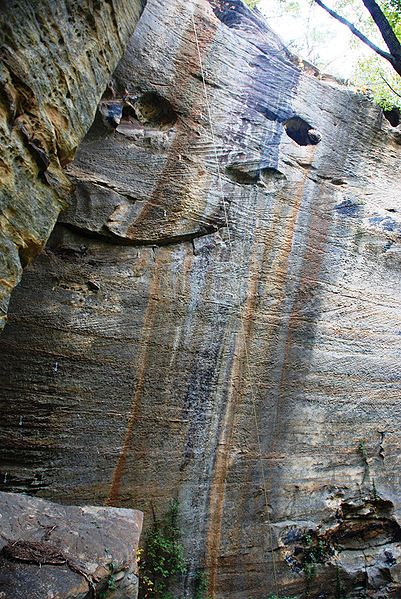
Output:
0,0,144,330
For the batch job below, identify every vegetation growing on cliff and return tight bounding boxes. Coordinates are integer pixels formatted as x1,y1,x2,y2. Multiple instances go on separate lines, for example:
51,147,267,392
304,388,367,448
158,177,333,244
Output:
138,501,211,599
244,0,262,7
314,0,401,111
138,501,186,598
268,0,401,112
314,0,401,77
302,532,332,588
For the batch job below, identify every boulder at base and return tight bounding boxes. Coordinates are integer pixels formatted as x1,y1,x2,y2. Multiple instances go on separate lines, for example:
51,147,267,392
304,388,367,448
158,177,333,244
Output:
0,491,143,599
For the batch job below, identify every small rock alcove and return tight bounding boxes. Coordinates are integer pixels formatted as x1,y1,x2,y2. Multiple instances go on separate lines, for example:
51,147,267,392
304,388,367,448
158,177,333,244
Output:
225,163,286,186
383,106,400,127
284,116,322,146
129,92,177,129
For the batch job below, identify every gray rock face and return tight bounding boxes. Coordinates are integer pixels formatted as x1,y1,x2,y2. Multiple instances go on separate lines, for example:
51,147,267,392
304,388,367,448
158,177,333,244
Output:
0,0,144,330
0,491,143,599
0,0,400,597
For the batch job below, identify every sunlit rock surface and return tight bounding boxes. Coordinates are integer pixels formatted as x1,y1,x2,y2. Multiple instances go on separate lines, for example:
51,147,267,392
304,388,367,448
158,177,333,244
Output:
0,491,143,599
0,0,144,330
0,0,400,597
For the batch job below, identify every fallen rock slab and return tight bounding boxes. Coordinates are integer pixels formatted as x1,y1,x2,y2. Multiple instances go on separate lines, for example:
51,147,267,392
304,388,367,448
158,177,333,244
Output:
0,491,143,599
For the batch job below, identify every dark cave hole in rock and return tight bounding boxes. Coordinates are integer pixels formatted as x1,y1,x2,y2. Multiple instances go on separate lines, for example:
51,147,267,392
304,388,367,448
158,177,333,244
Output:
284,116,322,146
131,92,177,129
226,163,286,186
121,102,137,121
383,106,400,127
333,498,401,550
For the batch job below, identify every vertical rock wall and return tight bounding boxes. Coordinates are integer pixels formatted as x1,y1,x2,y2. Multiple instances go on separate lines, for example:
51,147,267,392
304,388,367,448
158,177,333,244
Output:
0,0,144,329
0,0,400,597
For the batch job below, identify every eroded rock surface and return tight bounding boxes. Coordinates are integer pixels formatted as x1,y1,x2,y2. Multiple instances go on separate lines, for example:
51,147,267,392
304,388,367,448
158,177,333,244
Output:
0,491,143,599
0,0,400,597
0,0,144,330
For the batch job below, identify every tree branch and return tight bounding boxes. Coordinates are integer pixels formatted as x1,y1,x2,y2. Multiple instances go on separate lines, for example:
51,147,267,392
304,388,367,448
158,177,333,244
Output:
314,0,394,63
380,73,401,98
361,0,401,60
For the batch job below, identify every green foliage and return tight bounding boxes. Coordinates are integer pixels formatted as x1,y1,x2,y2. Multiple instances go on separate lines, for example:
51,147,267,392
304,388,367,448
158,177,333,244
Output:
382,0,401,36
357,441,381,497
302,533,331,585
357,439,370,486
243,0,261,8
357,440,368,463
323,0,401,108
273,0,401,110
386,0,401,9
193,570,210,599
372,477,378,500
335,564,347,599
139,501,186,599
353,56,401,111
99,562,118,599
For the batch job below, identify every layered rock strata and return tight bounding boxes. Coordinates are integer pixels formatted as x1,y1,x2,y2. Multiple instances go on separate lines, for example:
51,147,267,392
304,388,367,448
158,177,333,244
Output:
0,0,400,597
0,0,144,330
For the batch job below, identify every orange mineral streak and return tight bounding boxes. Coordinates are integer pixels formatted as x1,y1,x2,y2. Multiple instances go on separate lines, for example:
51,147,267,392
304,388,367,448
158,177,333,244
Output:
205,157,317,597
107,256,161,506
205,201,282,595
126,10,216,240
272,161,330,440
205,309,254,597
107,8,217,506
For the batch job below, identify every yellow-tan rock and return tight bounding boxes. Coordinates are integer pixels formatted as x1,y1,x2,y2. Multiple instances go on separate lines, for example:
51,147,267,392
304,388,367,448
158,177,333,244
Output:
0,0,144,329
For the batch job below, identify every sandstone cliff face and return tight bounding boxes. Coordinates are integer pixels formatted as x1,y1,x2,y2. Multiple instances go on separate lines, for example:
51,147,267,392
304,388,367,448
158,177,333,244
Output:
0,0,401,597
0,0,144,330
